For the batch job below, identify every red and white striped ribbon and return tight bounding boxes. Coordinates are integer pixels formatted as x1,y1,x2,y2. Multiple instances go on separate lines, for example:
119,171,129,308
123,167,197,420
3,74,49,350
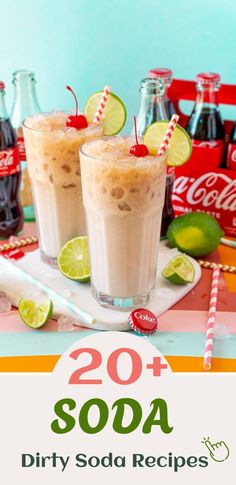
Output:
93,85,111,124
157,114,179,157
203,266,220,371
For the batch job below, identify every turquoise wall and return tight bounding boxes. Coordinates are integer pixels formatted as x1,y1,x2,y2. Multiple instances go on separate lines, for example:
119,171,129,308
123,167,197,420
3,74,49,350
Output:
1,0,236,130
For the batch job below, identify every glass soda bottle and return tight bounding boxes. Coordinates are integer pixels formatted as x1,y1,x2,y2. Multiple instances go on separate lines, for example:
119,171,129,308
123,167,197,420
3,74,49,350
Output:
135,77,175,237
226,121,236,170
10,70,41,221
0,81,23,237
186,73,225,160
149,67,175,119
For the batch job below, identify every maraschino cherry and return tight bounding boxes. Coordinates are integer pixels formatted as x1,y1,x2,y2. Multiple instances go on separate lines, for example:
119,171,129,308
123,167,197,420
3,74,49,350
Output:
129,116,149,157
66,85,88,129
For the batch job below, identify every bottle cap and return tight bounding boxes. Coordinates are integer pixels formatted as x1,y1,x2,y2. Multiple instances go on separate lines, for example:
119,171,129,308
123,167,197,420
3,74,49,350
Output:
149,68,173,79
196,72,221,83
128,308,158,335
0,81,5,90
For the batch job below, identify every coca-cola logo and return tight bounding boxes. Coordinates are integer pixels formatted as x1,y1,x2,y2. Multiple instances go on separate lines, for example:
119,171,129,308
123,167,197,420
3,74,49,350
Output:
197,141,218,148
17,137,26,161
231,148,236,163
173,172,236,211
0,150,14,167
134,311,156,323
192,140,223,149
0,147,20,177
129,308,158,335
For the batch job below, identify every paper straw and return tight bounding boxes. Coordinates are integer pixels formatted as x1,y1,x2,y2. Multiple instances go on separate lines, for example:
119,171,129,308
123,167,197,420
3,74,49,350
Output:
0,256,96,325
157,114,179,157
0,236,38,252
93,85,111,124
203,266,220,371
198,260,236,274
220,237,236,249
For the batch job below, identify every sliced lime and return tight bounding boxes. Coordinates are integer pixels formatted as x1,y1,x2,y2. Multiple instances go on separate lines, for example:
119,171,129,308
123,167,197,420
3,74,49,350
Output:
18,298,53,329
84,91,126,135
57,236,90,282
144,121,192,167
161,254,195,285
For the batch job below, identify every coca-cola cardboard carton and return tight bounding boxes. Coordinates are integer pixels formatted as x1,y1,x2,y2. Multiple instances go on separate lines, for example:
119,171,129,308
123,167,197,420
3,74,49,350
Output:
173,165,236,237
227,143,236,170
168,78,236,237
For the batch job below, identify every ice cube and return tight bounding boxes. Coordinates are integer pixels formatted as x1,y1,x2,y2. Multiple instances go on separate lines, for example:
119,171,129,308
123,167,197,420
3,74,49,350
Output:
105,136,124,147
34,119,52,132
65,127,77,134
0,297,12,314
57,315,75,332
214,323,231,340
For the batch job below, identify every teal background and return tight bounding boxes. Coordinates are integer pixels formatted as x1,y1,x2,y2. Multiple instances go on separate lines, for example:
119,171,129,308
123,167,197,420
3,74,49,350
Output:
1,0,236,130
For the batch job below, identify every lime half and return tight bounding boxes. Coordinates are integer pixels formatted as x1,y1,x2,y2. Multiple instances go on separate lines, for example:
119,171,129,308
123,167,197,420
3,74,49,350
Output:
162,254,195,285
18,298,53,329
144,121,192,167
58,236,90,282
84,91,126,135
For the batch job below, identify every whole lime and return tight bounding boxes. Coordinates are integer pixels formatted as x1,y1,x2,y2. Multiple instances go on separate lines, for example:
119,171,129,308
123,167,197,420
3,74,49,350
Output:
167,212,224,257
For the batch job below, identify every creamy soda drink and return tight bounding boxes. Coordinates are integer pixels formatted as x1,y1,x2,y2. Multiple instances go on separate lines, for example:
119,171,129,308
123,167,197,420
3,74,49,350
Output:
80,136,166,309
23,112,102,266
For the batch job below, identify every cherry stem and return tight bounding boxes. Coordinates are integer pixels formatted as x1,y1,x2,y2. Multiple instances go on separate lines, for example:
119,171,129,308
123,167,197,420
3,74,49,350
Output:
66,85,78,116
134,115,139,145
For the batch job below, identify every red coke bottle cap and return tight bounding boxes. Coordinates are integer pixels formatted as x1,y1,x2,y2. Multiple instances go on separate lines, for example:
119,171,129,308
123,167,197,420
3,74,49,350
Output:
128,308,158,335
0,81,5,90
149,68,173,79
196,72,221,83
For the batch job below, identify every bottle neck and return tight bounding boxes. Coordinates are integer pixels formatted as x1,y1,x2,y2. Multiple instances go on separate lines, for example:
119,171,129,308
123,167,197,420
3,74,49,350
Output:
11,73,41,127
195,85,220,109
136,91,168,136
0,91,8,120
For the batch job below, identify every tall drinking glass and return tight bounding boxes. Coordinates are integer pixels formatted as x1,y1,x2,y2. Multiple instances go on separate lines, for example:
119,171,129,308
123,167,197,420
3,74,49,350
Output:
23,112,102,267
80,137,167,310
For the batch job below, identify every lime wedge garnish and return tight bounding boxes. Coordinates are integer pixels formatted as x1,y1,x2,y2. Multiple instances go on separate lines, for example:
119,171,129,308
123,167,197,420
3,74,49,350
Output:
161,254,195,285
18,298,53,329
144,121,192,167
57,236,90,282
84,91,126,135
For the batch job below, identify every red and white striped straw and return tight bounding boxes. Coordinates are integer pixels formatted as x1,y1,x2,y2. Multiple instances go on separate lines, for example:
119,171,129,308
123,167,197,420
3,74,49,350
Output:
203,266,220,371
157,114,179,157
93,85,111,124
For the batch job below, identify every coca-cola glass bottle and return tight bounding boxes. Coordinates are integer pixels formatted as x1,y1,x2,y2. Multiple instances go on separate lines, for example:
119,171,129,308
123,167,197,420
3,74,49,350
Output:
11,70,41,221
149,67,175,119
226,121,236,170
0,81,23,237
135,77,175,236
186,72,225,165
